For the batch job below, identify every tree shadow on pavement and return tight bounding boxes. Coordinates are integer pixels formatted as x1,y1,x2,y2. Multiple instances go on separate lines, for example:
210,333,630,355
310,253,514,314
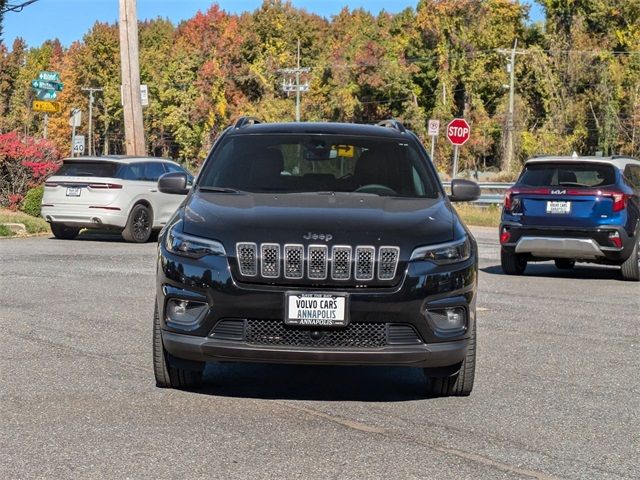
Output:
194,363,433,402
481,263,623,281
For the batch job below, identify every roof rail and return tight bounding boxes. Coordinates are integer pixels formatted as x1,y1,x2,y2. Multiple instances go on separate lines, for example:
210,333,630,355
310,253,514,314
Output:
611,155,638,159
376,119,407,134
233,116,262,129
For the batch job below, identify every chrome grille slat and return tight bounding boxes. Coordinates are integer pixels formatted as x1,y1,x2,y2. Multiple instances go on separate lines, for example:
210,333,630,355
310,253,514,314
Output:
284,244,304,279
354,246,375,281
307,245,328,280
260,243,280,278
331,246,352,280
378,246,400,280
236,242,257,276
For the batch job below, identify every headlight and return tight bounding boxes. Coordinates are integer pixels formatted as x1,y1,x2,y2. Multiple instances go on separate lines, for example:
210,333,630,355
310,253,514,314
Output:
165,220,226,258
410,237,471,264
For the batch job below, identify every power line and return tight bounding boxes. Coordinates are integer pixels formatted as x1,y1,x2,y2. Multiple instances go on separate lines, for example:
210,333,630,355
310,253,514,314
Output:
1,0,40,14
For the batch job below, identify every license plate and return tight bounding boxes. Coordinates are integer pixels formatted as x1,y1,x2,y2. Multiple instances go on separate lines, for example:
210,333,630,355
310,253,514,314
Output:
546,201,570,214
66,187,81,197
285,292,348,327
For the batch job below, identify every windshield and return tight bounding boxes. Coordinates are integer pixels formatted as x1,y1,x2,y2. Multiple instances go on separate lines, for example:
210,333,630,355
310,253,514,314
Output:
519,162,616,188
198,134,439,198
55,161,120,178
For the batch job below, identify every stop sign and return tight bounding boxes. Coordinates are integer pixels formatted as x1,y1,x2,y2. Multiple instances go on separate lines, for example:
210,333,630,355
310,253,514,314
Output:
447,118,471,146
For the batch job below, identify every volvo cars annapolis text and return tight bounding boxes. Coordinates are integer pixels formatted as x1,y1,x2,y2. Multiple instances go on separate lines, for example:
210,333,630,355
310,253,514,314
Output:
153,118,481,396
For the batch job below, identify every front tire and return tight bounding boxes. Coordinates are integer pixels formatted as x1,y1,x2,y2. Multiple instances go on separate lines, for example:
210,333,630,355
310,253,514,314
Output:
501,248,527,275
153,304,204,389
425,320,476,397
50,222,80,240
555,259,575,270
621,235,640,281
122,204,152,243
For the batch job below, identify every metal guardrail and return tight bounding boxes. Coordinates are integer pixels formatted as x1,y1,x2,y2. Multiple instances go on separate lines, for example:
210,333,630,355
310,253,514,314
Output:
442,181,514,205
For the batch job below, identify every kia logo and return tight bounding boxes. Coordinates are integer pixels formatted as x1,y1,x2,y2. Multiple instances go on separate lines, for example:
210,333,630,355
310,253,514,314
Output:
303,232,333,242
551,189,566,195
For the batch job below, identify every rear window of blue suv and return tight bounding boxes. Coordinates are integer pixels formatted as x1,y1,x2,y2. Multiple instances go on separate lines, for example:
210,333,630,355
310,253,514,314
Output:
519,163,616,188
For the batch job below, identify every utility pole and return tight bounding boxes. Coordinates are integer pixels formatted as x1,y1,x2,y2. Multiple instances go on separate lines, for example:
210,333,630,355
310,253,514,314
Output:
498,40,525,173
280,40,310,122
119,0,145,155
82,87,103,156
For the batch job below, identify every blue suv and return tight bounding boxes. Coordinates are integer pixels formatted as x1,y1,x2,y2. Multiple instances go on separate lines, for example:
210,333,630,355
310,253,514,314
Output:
500,156,640,281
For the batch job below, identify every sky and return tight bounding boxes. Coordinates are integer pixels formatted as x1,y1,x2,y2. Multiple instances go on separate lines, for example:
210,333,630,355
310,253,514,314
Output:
2,0,544,48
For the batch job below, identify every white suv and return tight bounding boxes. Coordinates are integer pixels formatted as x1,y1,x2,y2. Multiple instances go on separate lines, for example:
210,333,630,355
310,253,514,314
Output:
41,156,192,242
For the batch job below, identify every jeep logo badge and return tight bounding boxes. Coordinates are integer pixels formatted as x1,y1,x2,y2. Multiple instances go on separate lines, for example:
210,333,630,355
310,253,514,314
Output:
303,232,333,242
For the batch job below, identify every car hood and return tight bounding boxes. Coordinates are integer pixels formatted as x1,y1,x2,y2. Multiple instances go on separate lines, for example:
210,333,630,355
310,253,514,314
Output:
182,191,455,254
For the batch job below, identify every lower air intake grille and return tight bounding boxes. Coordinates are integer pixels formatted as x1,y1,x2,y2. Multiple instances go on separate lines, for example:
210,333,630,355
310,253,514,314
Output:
246,320,386,348
229,320,423,349
210,319,245,341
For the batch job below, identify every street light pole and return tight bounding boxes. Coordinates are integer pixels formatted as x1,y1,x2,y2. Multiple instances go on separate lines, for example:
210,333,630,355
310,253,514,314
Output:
82,87,103,156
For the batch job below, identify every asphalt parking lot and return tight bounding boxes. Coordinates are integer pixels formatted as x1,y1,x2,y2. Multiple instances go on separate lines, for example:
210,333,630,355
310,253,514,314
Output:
1,227,638,479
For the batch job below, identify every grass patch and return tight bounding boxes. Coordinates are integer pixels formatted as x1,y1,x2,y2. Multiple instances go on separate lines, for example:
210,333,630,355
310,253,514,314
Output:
0,224,13,237
0,209,51,236
454,203,501,228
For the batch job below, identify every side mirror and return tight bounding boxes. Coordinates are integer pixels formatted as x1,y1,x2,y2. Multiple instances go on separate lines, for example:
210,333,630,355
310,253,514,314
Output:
158,172,189,195
449,179,481,202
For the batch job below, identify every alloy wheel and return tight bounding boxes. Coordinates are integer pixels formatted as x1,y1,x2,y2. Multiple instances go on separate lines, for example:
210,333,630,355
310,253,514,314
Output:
133,209,150,240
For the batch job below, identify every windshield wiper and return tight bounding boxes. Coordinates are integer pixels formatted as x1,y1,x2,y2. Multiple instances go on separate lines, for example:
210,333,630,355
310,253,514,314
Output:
198,186,239,193
198,186,244,194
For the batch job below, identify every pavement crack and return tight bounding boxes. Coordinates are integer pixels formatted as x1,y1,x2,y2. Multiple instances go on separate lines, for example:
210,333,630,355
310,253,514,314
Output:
6,329,151,374
278,401,559,480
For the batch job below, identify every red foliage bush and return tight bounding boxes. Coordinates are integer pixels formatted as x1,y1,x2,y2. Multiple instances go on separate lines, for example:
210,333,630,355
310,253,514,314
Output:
0,131,61,207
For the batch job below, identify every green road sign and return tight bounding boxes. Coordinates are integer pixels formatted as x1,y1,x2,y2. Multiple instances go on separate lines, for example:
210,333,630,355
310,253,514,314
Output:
31,79,64,92
38,71,61,82
35,89,57,101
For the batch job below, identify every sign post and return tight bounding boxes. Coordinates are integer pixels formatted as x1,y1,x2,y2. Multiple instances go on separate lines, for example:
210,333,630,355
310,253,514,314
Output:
428,119,440,162
31,71,63,139
69,109,82,156
446,118,471,178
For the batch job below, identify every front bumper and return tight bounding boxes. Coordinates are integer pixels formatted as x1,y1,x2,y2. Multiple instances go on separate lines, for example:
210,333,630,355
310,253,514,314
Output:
157,243,477,369
163,331,468,367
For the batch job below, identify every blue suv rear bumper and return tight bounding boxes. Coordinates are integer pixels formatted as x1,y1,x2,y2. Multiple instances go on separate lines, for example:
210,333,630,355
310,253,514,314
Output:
500,223,634,264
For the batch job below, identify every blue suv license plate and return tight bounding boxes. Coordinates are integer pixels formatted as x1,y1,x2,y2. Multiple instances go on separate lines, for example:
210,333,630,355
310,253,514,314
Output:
546,201,571,214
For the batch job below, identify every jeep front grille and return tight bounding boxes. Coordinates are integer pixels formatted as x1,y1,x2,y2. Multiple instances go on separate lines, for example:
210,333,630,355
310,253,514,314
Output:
307,245,328,280
284,244,304,279
378,247,400,280
354,246,375,281
331,246,352,280
260,243,280,278
237,243,258,277
235,243,400,283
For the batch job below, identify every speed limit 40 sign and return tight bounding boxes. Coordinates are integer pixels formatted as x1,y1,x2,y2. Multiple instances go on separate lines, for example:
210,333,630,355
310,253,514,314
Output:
73,135,85,155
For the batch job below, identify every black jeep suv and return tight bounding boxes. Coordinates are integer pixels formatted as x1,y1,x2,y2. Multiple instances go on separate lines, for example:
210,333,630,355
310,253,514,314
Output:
153,118,480,396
